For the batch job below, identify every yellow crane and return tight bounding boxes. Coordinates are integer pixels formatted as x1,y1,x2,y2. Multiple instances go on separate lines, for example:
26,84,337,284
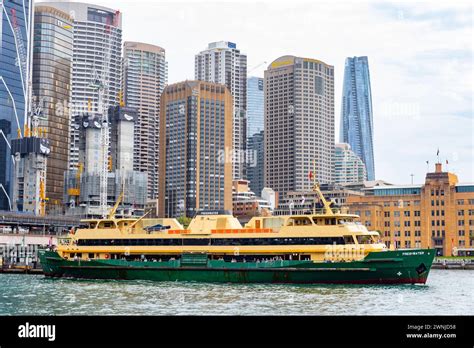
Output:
67,163,83,206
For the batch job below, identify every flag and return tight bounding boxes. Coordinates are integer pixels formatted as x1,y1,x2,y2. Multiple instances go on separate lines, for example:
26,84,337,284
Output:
437,148,439,156
426,160,429,164
446,159,449,164
308,171,313,180
301,196,305,205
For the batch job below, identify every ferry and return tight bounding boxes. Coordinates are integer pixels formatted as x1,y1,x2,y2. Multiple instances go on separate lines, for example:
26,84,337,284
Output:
39,183,435,284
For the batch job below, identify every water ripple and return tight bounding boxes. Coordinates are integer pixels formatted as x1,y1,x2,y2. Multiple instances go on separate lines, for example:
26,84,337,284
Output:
0,270,472,315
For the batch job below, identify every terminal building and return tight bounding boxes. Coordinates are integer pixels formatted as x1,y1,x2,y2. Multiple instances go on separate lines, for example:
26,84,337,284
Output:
345,163,474,256
274,184,364,216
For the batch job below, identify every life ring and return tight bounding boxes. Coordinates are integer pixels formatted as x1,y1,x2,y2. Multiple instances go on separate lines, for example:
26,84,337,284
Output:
105,254,110,259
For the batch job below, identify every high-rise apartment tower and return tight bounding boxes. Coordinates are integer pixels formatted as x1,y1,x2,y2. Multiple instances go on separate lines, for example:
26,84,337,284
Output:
195,41,247,180
123,41,168,199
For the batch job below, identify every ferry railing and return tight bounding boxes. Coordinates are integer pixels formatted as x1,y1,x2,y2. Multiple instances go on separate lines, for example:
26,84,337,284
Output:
274,207,346,216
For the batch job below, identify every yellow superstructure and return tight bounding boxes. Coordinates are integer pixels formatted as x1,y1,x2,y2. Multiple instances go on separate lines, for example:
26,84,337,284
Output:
57,183,386,263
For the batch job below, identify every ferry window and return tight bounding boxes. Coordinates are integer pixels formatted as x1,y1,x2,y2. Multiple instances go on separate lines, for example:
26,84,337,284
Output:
343,236,355,244
356,235,373,244
88,253,94,259
325,218,336,225
287,217,312,226
76,237,351,247
313,218,326,225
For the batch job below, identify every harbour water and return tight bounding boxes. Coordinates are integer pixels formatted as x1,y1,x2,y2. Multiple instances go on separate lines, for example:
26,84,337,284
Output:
0,269,472,315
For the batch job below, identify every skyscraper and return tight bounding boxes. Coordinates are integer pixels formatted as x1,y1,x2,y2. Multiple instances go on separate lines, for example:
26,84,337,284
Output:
32,5,73,212
123,41,168,200
334,143,367,184
42,2,123,170
64,106,147,218
159,81,233,218
264,56,334,197
246,76,264,139
0,0,33,211
340,56,375,180
195,41,247,180
247,130,264,196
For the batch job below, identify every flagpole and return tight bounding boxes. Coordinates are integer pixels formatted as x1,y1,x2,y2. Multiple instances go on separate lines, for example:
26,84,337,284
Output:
313,159,317,215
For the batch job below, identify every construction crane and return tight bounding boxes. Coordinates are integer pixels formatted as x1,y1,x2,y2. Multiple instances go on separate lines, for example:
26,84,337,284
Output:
248,61,267,75
9,8,27,90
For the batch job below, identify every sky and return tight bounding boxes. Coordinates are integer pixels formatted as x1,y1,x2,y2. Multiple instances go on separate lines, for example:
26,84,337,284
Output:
43,0,473,184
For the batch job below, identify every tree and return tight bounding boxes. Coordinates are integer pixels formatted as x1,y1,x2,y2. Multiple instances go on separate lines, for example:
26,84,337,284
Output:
177,216,192,229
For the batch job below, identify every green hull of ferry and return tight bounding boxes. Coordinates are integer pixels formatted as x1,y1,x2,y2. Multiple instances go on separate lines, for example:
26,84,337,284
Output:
39,248,435,284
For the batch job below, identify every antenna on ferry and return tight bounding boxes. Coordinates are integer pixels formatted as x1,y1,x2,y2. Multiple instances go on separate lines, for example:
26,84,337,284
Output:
107,171,127,220
108,190,124,219
108,173,125,220
311,159,334,216
312,160,317,215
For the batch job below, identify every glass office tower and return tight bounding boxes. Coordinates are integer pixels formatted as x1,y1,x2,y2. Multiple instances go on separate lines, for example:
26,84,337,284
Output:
247,130,264,196
0,0,33,210
340,56,375,180
32,5,73,212
264,56,335,196
159,81,233,218
246,76,264,139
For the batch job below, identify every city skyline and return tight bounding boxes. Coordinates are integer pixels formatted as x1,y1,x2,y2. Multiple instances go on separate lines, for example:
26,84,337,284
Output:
46,0,473,185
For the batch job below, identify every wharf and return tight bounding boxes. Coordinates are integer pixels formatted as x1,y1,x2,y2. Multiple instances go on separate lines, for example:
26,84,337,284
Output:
432,259,474,270
0,267,43,274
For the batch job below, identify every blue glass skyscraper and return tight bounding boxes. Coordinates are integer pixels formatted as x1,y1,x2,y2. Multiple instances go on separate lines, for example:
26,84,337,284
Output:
247,130,264,196
0,0,32,210
340,56,375,180
246,76,264,139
